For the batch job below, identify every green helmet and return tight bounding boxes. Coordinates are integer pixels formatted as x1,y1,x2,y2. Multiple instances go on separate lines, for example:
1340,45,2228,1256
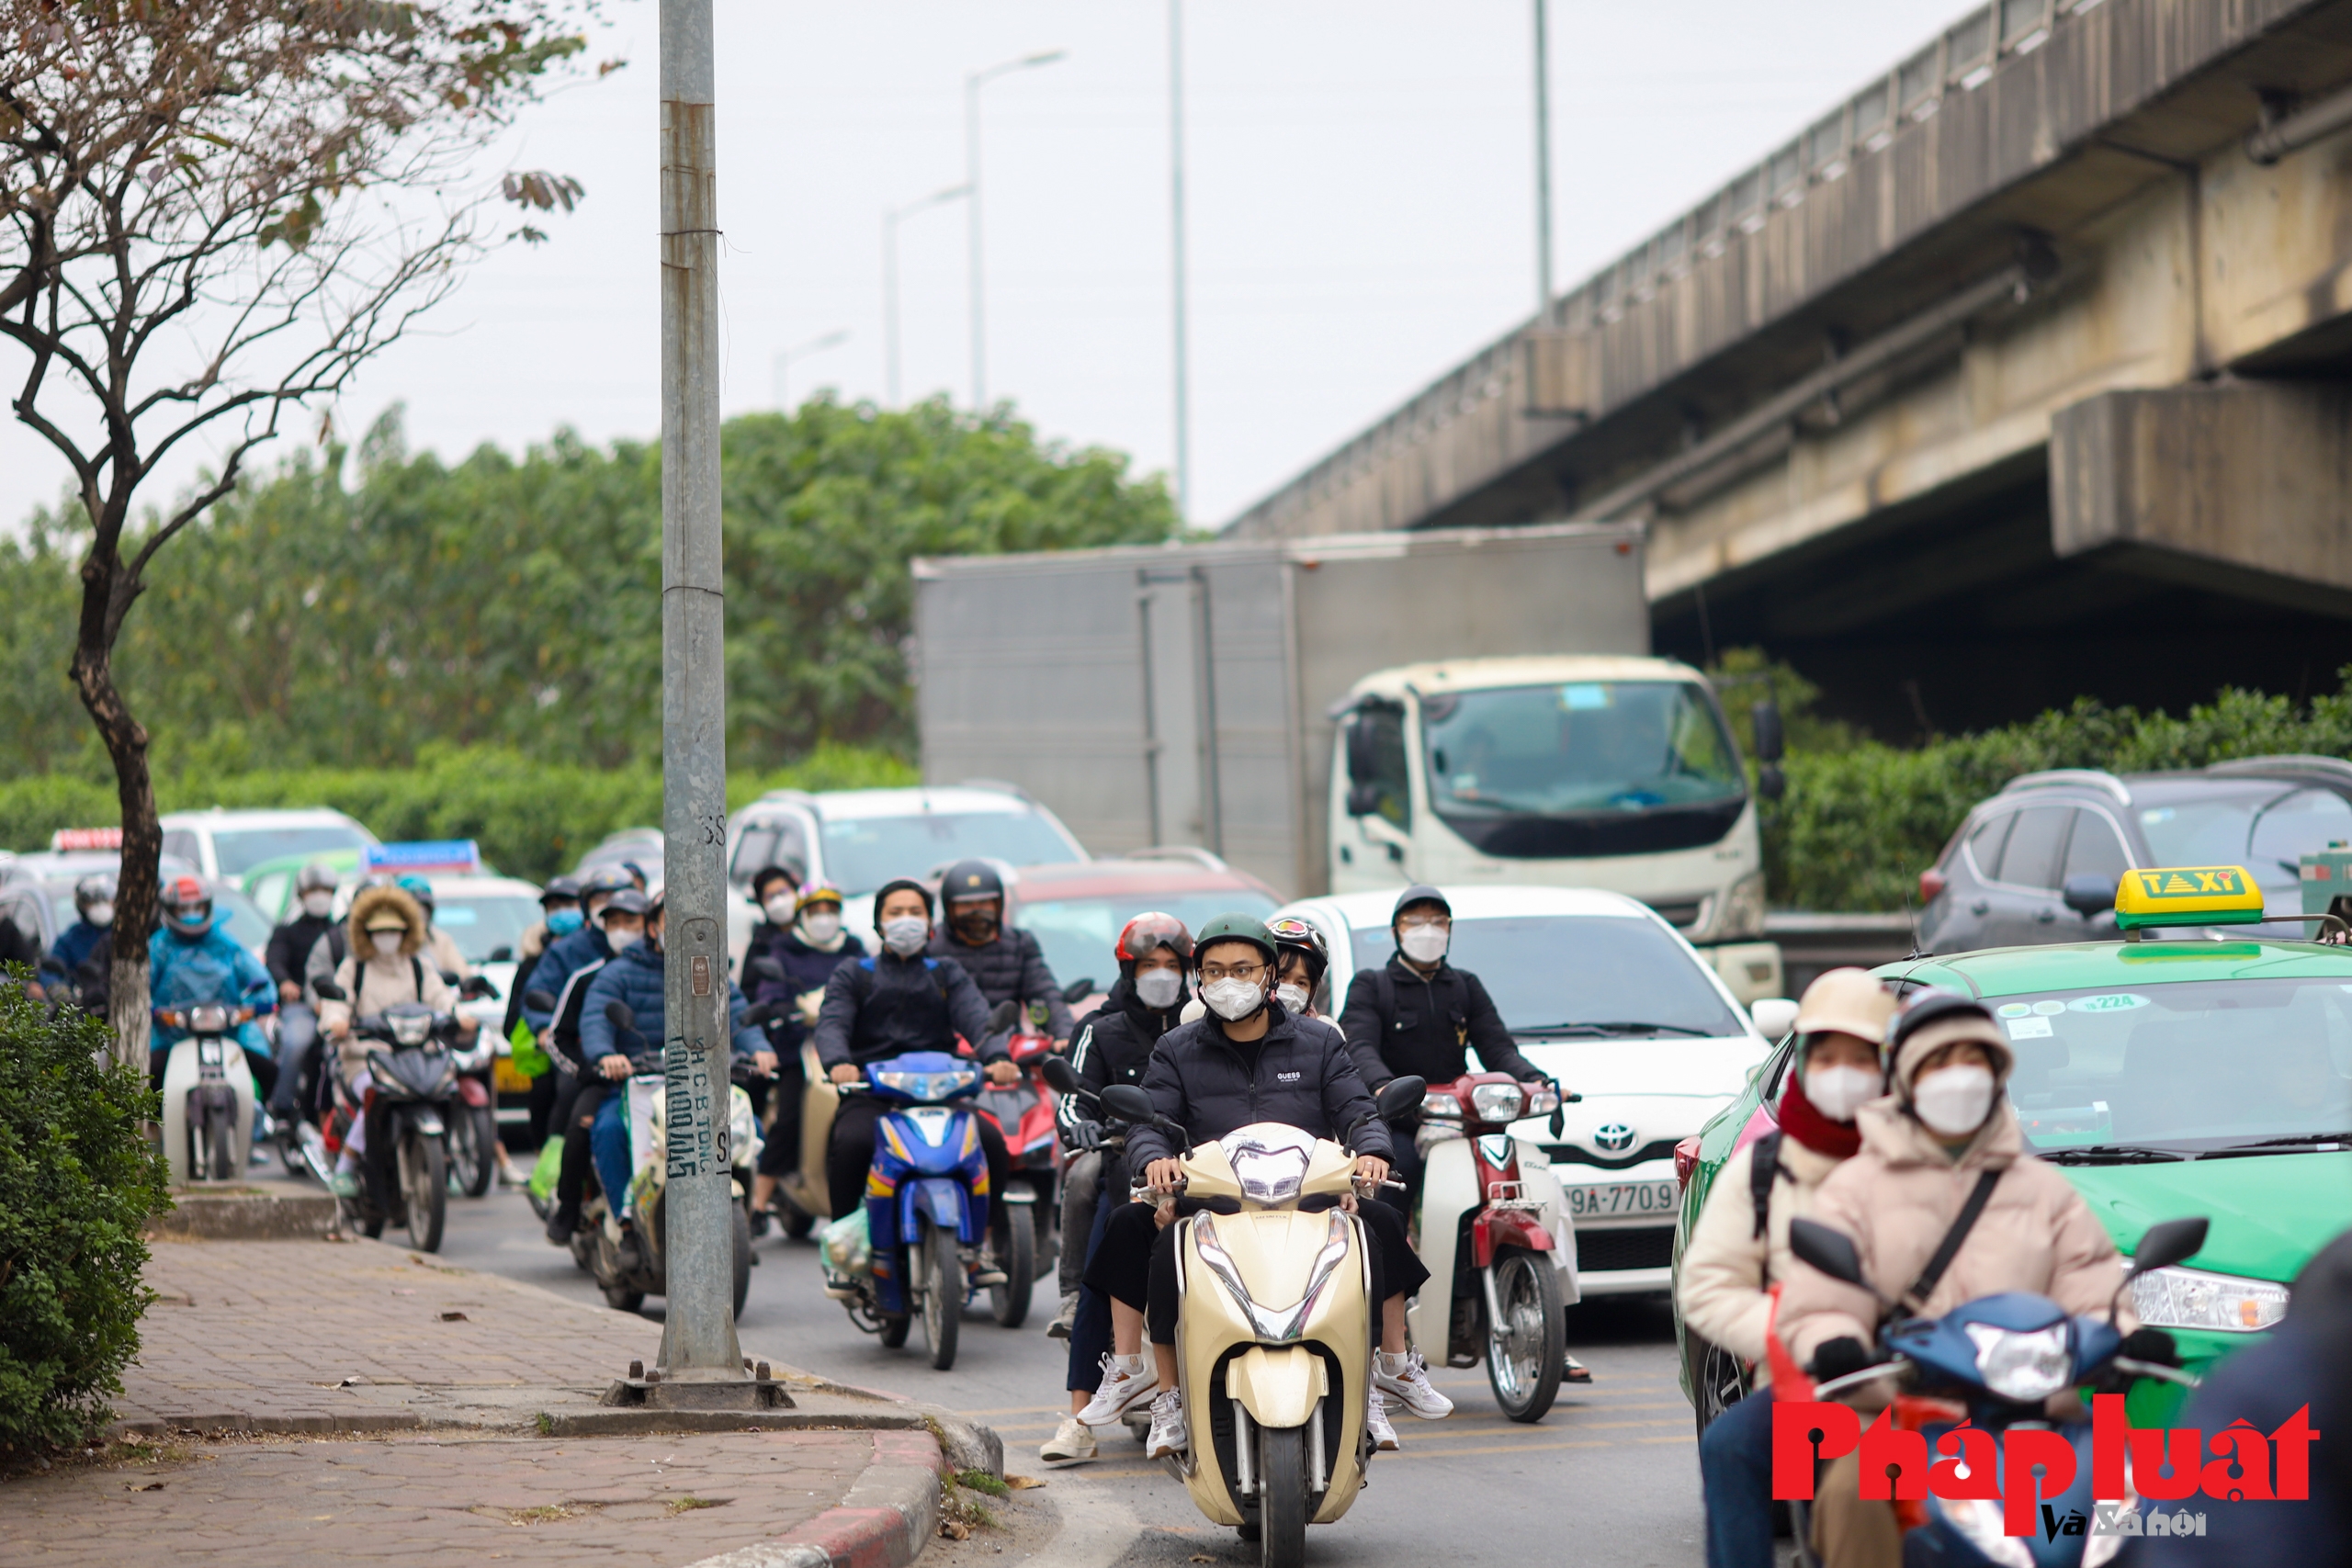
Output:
1190,912,1278,971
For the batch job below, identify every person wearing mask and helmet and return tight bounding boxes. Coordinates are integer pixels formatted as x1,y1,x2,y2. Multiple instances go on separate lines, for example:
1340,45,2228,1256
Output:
928,859,1074,1049
1777,989,2175,1568
540,887,650,1243
1077,914,1442,1462
263,863,340,1127
1267,916,1332,1018
38,873,117,1012
149,875,279,1101
1037,912,1194,1466
813,878,1021,1281
1676,969,1896,1568
503,875,582,1147
523,866,635,1043
744,874,865,1233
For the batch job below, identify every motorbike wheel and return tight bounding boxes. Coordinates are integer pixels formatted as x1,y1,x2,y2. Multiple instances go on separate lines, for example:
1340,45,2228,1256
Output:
878,1314,911,1348
450,1103,496,1198
729,1203,752,1320
989,1204,1035,1328
603,1281,646,1312
1255,1424,1310,1568
1486,1247,1566,1423
1692,1337,1748,1440
920,1220,960,1371
397,1131,447,1253
203,1104,237,1182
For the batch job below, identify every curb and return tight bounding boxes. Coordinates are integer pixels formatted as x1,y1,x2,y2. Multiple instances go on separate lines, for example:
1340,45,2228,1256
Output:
107,1411,425,1438
147,1190,338,1241
683,1429,943,1568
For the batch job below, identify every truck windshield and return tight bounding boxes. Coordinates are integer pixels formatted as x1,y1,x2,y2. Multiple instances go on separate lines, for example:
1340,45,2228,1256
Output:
1419,682,1745,859
1347,914,1746,1039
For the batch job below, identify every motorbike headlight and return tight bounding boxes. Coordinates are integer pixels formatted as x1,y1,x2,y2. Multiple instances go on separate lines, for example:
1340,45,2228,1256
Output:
1420,1090,1462,1120
188,1004,232,1033
1963,1320,2074,1403
2131,1265,2290,1333
875,1068,977,1101
389,1013,432,1047
1718,870,1767,941
1228,1143,1311,1206
1470,1083,1526,1123
1523,1083,1561,1116
1933,1495,2035,1568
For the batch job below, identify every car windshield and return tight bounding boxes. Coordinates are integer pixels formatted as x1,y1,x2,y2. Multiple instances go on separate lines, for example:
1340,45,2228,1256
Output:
208,824,372,876
1996,977,2352,1152
210,886,272,956
818,811,1080,895
1347,914,1746,1037
1422,681,1742,818
429,894,542,963
2135,787,2352,901
1017,890,1281,991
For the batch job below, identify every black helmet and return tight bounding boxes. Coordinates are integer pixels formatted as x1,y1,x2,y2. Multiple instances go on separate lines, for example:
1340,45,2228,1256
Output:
600,888,652,920
539,874,583,907
1190,912,1278,971
296,862,339,896
74,873,118,913
1267,915,1329,983
1392,885,1452,924
160,874,214,937
940,860,1004,906
580,865,634,911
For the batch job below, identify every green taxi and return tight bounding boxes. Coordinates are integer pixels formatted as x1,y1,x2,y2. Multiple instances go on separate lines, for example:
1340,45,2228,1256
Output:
1673,864,2352,1428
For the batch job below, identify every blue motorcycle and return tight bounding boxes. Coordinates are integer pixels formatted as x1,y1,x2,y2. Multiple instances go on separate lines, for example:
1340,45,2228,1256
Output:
1786,1215,2209,1568
835,1051,993,1371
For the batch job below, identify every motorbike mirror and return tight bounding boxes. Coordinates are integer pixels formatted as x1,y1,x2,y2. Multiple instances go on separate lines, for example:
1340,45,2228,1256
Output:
1061,977,1094,1005
744,954,786,985
2062,874,2115,919
2127,1217,2208,1280
1373,1075,1427,1122
488,944,514,963
1099,1084,1158,1124
1039,1055,1083,1097
311,980,347,1002
460,975,500,1000
985,998,1021,1034
604,1000,638,1030
523,987,556,1012
1788,1218,1868,1288
439,970,461,987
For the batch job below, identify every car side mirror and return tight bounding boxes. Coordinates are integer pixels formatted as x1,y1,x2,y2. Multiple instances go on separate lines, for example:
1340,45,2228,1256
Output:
1750,699,1785,763
2127,1217,2208,1280
312,980,347,1002
1373,1075,1427,1123
2062,874,2114,919
1061,977,1094,1005
1749,997,1799,1041
1788,1217,1867,1288
524,987,556,1013
604,1000,637,1031
1040,1055,1083,1097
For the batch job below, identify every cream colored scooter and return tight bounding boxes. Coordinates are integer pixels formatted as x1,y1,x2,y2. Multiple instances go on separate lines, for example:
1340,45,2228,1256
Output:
1101,1077,1422,1568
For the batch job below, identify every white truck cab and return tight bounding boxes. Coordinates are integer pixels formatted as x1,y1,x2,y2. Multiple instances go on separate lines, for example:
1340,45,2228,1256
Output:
1329,655,1781,1002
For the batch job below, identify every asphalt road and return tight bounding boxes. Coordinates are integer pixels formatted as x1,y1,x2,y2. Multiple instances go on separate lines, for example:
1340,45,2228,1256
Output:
424,1177,1715,1568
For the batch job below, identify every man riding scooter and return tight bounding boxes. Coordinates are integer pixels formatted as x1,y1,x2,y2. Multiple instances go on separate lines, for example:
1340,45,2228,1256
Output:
929,859,1073,1048
39,873,116,1014
264,863,340,1132
1076,913,1445,1460
151,875,278,1107
745,874,864,1235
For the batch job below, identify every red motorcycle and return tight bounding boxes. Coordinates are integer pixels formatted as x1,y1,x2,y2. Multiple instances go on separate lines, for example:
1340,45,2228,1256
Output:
959,981,1091,1327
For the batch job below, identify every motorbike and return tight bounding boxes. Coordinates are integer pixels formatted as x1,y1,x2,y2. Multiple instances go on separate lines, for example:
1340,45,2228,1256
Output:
967,979,1095,1297
313,979,459,1252
1408,1072,1578,1421
1097,1075,1425,1568
444,971,504,1198
1783,1213,2210,1568
578,1000,762,1318
156,986,271,1184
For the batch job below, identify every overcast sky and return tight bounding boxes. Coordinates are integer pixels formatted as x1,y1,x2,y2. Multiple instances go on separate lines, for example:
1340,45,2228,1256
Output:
1,0,1973,534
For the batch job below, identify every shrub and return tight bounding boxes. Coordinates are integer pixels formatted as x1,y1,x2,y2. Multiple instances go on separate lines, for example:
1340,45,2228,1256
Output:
0,979,170,1454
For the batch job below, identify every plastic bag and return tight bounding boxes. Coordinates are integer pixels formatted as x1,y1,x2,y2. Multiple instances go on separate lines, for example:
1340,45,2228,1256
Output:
527,1136,563,1205
820,1208,872,1277
509,1016,550,1078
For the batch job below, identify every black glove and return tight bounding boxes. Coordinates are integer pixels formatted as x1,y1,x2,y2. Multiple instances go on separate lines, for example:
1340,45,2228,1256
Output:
2116,1327,2178,1368
1071,1120,1104,1153
1810,1337,1876,1383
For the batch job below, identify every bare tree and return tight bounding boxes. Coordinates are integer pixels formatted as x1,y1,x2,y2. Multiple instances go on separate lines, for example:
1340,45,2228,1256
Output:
2,0,598,1072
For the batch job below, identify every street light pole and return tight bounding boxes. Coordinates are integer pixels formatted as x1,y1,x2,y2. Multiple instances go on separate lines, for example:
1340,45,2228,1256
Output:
1168,0,1191,523
774,328,850,412
966,49,1066,412
1532,0,1555,322
883,185,969,407
656,0,741,1383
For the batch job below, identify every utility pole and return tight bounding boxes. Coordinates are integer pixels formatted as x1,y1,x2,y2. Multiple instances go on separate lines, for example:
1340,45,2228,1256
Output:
1532,0,1555,322
655,0,741,1386
1168,0,1191,524
966,50,1066,411
884,186,969,407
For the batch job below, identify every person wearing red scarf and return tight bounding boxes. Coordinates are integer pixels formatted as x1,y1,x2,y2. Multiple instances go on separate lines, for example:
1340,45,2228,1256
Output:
1676,968,1896,1568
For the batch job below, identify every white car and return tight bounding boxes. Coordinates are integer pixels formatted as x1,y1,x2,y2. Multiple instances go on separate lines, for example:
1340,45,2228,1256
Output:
1272,884,1773,1296
160,806,378,881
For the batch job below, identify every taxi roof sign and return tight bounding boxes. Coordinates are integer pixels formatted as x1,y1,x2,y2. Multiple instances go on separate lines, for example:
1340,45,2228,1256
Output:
2113,865,2266,931
364,840,481,875
50,827,121,851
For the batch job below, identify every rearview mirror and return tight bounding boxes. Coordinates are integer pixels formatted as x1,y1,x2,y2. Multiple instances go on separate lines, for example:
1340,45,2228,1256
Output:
1751,699,1785,763
2127,1217,2208,1279
1100,1084,1157,1124
1040,1056,1082,1097
986,998,1021,1034
439,970,461,987
2062,874,2115,919
1345,782,1382,818
1344,710,1378,786
312,980,347,1002
1061,977,1095,1004
523,987,556,1013
1788,1217,1867,1288
1373,1075,1427,1123
1757,763,1787,803
744,954,786,985
460,975,500,1000
604,1000,637,1031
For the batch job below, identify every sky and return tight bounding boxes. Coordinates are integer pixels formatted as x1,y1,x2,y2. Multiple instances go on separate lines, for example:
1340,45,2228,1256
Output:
0,0,1975,535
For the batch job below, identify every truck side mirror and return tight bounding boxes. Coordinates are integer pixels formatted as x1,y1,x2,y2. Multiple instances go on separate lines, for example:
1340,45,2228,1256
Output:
1750,699,1785,763
1346,782,1381,818
1757,764,1786,803
1344,711,1378,786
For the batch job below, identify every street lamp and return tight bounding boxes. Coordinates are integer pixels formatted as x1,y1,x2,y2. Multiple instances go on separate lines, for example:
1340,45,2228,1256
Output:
773,328,850,412
883,185,969,407
1168,1,1190,523
1532,0,1555,321
966,48,1066,410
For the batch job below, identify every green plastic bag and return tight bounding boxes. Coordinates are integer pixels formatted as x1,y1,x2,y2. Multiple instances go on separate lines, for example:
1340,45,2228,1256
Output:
528,1135,564,1206
510,1015,550,1077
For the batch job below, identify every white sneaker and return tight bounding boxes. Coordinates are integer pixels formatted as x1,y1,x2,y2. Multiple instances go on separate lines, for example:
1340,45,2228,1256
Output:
1365,1389,1399,1451
1077,1353,1158,1427
1145,1389,1189,1459
1038,1415,1097,1466
1046,1291,1080,1340
1374,1348,1453,1420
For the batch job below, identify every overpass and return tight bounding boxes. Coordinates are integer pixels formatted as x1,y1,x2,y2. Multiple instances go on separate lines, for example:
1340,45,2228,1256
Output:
1227,0,2352,737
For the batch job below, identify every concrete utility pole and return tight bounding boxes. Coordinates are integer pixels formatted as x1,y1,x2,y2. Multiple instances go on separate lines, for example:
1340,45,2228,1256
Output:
1168,0,1192,523
966,49,1065,411
1532,0,1555,321
656,0,741,1384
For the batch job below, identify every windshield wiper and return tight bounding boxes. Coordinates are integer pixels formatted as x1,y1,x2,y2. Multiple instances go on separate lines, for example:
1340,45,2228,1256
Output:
1515,1021,1714,1038
2196,1133,2352,1159
2036,1144,2190,1166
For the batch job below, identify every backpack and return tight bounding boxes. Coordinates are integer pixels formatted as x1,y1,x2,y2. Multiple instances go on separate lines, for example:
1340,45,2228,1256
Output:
1747,1129,1787,1242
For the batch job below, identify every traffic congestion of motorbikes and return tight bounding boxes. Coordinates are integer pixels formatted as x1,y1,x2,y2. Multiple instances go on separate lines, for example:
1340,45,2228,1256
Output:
7,795,2345,1568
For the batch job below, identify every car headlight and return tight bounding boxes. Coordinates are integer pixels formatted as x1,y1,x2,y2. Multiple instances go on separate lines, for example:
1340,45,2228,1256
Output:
1933,1495,2035,1568
1963,1320,2074,1403
1470,1082,1526,1123
1227,1142,1311,1205
1718,871,1767,941
2131,1265,2290,1332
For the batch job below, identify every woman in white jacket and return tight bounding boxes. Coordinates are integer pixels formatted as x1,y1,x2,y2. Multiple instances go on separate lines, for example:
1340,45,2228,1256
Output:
1676,967,1896,1568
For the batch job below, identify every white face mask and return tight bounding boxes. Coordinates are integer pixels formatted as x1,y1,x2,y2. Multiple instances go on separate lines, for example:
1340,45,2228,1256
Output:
606,927,643,953
1202,976,1266,1022
85,902,115,928
370,930,404,957
1911,1064,1997,1137
1132,967,1184,1010
300,890,334,919
881,916,931,957
1275,981,1312,1014
1803,1064,1882,1123
1398,925,1449,965
763,896,796,925
799,910,842,943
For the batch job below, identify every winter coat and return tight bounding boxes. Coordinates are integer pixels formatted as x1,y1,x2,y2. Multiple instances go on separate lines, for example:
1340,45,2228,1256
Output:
51,919,109,978
322,886,458,1077
266,911,334,989
149,918,275,1057
524,922,613,1033
812,950,999,1071
1675,1132,1849,1379
744,921,865,1055
424,925,471,984
1056,974,1182,1149
576,942,764,1075
1339,953,1541,1090
1124,1003,1393,1171
928,925,1073,1040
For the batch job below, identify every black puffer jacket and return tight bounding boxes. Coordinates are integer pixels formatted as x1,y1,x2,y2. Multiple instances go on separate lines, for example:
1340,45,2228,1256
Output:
928,926,1074,1040
1339,953,1541,1090
812,951,1001,1071
266,911,335,989
1056,974,1182,1149
744,923,865,1055
1124,1003,1393,1170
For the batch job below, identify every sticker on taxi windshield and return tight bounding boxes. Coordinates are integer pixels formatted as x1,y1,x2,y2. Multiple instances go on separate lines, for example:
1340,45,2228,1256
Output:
2006,1016,2054,1039
1997,1003,2031,1018
2067,993,2149,1013
2031,999,2066,1015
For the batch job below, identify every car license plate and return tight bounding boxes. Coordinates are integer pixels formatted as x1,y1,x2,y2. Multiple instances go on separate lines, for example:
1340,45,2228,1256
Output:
1565,1179,1679,1220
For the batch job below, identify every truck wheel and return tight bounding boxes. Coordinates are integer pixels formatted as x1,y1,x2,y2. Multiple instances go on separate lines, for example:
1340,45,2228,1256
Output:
1486,1248,1566,1423
1256,1424,1308,1568
921,1220,960,1371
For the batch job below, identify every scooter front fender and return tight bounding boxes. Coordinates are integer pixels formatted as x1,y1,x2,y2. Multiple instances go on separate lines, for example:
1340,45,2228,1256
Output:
1227,1345,1328,1430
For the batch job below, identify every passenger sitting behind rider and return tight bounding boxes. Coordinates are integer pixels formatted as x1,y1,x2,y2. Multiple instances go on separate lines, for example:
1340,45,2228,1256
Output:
1077,914,1444,1461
